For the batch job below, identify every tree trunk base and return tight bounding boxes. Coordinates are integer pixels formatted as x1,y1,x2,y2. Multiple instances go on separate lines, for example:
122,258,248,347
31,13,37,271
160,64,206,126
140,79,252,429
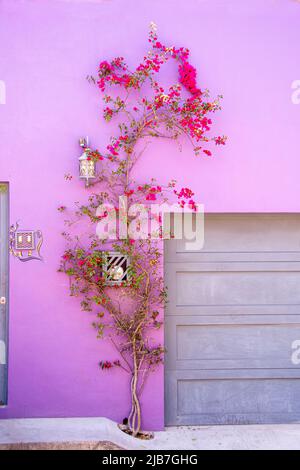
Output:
118,424,154,440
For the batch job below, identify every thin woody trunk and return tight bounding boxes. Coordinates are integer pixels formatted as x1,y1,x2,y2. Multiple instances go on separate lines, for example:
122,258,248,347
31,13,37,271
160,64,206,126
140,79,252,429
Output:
128,336,142,436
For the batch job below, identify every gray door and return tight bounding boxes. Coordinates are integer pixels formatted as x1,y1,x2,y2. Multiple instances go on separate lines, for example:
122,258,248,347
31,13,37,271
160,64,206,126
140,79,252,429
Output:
165,214,300,425
0,183,9,406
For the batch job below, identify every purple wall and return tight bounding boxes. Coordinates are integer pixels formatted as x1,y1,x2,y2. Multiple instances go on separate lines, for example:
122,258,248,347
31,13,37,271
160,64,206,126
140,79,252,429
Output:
0,0,300,429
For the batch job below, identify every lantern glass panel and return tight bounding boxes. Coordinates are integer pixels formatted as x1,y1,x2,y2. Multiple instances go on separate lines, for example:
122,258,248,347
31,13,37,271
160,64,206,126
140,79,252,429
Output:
79,159,95,179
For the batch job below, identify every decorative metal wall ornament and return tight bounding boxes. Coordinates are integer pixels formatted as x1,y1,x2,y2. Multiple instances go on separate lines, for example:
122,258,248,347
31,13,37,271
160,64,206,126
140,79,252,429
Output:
9,222,43,262
79,136,96,187
103,252,131,285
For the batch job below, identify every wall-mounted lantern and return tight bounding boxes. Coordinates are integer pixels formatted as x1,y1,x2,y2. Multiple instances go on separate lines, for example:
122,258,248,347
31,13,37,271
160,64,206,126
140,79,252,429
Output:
79,136,96,187
9,222,43,262
103,252,131,285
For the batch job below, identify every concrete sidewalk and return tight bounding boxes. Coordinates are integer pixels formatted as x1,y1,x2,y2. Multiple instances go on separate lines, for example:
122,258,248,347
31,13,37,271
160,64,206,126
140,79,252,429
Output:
1,417,300,450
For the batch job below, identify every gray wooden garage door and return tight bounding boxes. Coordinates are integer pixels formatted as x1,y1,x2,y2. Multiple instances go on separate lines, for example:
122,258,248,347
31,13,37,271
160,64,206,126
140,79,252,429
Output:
164,214,300,425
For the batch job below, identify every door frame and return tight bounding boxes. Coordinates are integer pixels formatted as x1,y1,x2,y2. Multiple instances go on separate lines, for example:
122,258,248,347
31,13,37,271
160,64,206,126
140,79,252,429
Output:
0,182,9,407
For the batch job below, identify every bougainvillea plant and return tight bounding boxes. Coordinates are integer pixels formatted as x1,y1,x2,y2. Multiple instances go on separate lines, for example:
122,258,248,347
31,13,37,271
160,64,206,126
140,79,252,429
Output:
59,23,226,437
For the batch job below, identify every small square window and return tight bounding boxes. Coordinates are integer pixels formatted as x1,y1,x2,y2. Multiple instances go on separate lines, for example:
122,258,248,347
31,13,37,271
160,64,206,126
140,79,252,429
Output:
102,252,130,285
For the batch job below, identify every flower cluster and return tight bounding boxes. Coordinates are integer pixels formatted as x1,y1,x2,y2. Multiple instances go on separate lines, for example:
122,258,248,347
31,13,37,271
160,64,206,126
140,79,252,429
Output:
178,61,201,97
87,149,104,161
173,187,196,210
99,360,121,370
94,25,226,163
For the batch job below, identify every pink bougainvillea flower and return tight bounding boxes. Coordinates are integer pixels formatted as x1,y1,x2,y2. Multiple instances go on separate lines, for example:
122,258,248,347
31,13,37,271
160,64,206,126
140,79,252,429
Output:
124,189,134,197
178,61,202,97
214,135,227,145
175,187,195,199
146,193,157,201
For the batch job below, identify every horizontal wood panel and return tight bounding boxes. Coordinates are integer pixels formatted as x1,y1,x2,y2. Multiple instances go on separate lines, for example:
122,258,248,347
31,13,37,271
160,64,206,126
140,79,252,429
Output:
177,271,300,306
176,324,300,369
175,378,300,425
166,214,300,262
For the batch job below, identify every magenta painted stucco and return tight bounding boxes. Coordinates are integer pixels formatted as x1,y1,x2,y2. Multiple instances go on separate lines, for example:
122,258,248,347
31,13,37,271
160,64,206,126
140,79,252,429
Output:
0,0,300,430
